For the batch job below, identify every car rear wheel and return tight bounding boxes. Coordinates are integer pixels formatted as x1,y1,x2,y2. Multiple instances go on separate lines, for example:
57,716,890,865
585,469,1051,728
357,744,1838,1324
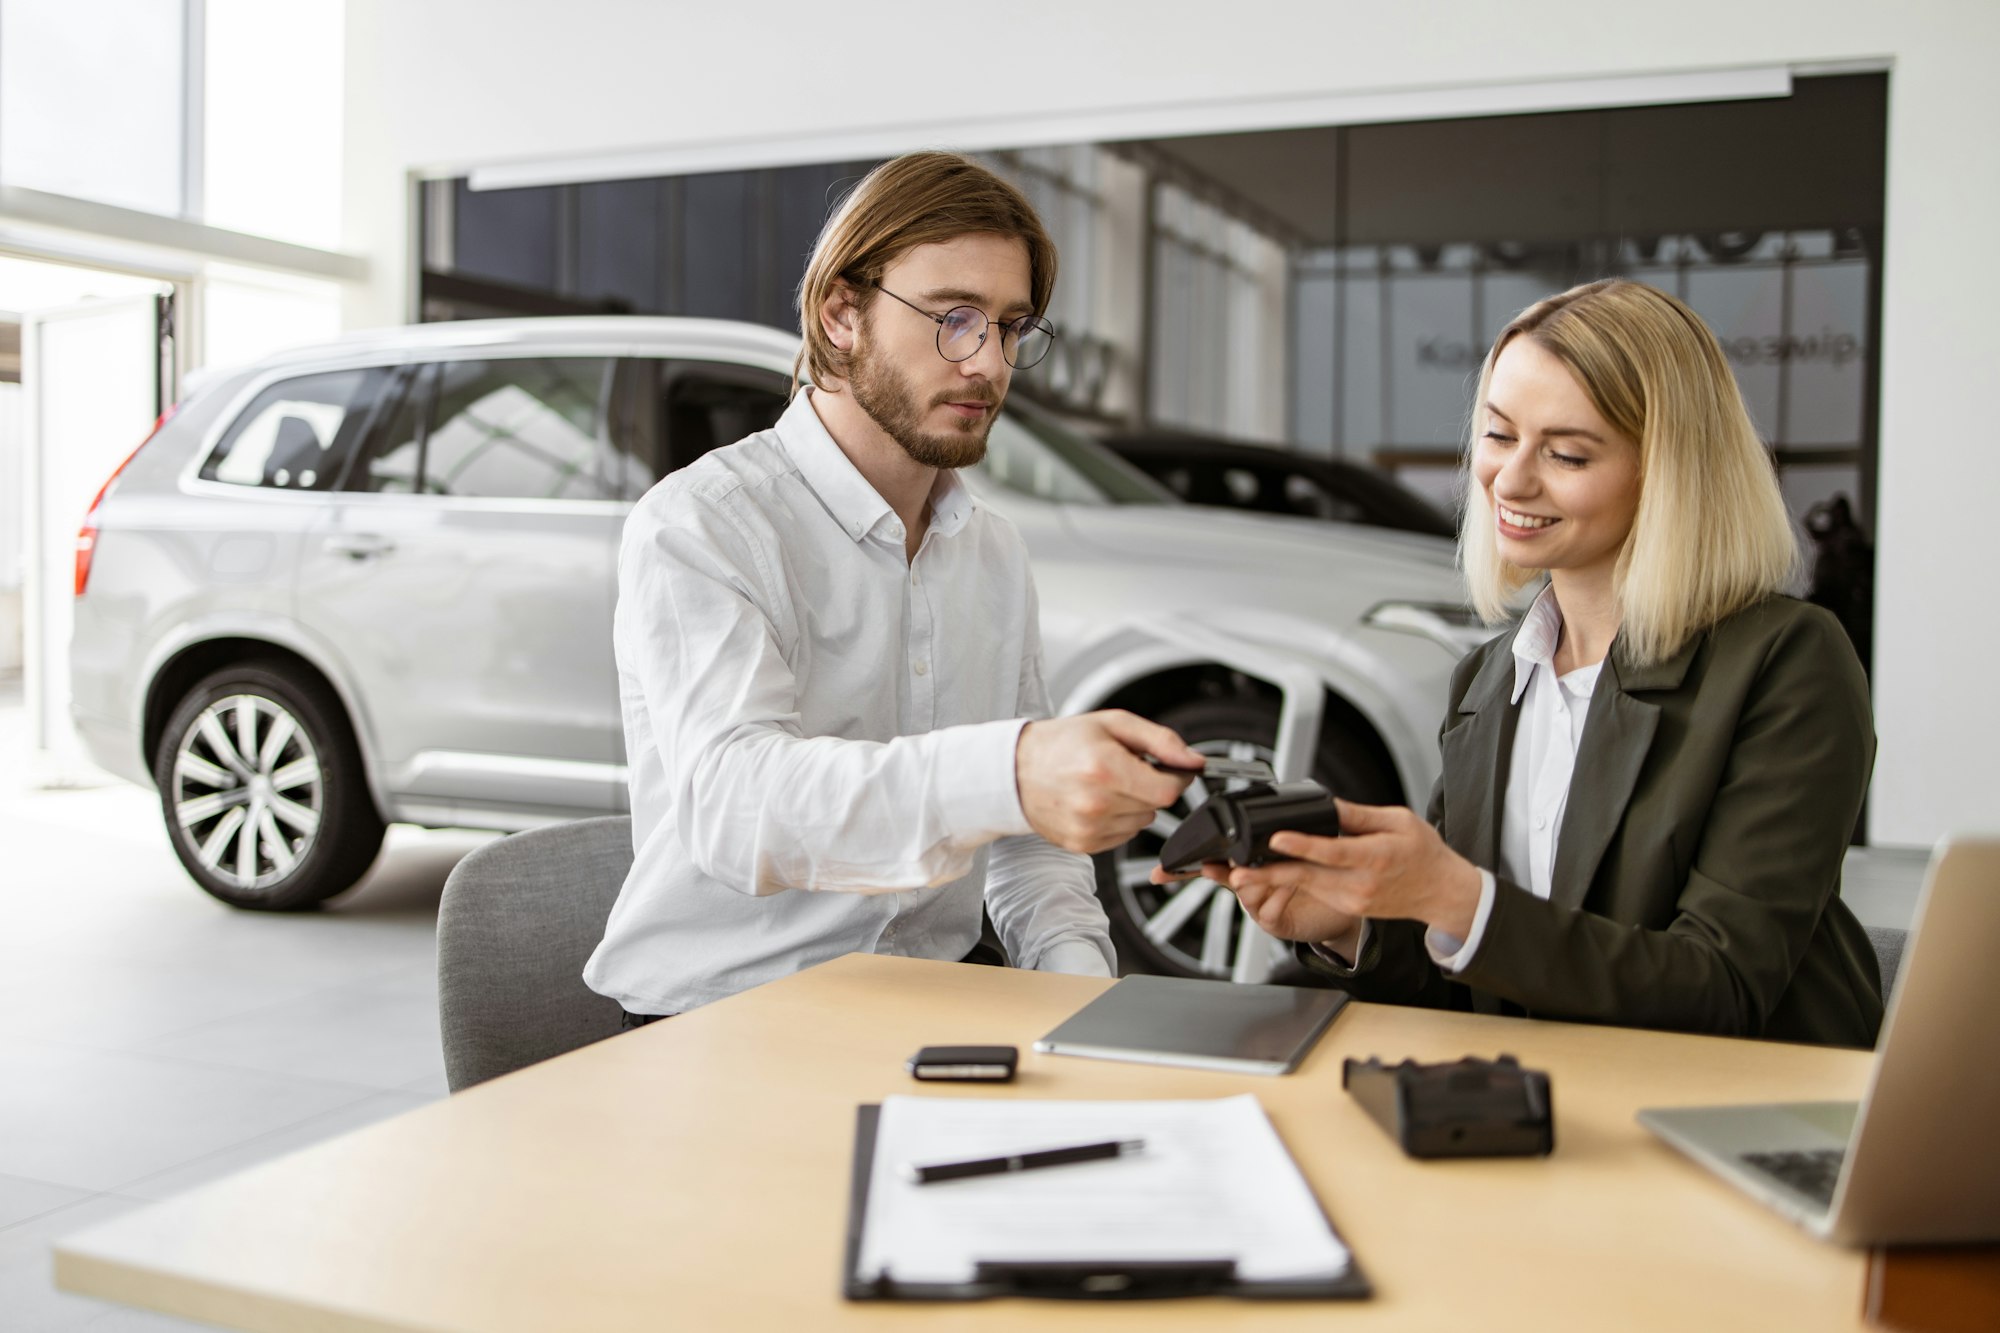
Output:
154,662,385,911
1093,695,1401,980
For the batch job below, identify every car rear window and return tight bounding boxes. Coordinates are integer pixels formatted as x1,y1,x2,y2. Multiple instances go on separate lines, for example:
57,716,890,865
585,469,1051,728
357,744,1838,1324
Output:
199,368,391,491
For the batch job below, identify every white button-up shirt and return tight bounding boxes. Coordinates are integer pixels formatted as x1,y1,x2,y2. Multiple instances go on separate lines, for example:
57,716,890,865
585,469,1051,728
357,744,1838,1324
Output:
583,391,1113,1014
1427,584,1601,969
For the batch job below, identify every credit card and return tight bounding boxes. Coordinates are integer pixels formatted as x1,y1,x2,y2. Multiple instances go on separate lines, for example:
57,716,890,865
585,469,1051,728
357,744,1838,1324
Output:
1147,754,1276,784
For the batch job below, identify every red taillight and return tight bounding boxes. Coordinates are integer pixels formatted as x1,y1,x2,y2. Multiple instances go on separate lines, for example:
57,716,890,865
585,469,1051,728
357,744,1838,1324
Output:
76,404,175,598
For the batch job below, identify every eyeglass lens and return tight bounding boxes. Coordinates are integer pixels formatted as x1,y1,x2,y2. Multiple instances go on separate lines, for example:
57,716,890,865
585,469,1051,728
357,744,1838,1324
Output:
937,306,1054,370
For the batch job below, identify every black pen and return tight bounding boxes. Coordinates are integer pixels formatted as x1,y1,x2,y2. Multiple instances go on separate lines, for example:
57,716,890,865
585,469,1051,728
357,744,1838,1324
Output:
904,1138,1146,1185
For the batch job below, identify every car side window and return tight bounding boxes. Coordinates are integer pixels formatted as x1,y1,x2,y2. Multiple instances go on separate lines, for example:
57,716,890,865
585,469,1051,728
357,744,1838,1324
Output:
610,358,790,495
419,357,620,500
199,368,392,491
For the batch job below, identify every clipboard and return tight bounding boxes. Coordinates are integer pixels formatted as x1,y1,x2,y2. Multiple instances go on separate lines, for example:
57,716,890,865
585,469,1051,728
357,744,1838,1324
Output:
841,1101,1371,1301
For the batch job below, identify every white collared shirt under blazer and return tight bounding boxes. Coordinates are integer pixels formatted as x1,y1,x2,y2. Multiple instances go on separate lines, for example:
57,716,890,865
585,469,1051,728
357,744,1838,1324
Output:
584,391,1113,1015
1428,583,1600,969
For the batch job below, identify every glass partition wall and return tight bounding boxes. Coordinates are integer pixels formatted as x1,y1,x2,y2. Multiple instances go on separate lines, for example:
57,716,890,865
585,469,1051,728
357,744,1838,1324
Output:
421,73,1886,669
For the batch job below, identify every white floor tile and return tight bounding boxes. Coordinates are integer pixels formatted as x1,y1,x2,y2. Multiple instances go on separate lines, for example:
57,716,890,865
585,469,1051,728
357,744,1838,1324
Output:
0,957,330,1050
135,982,445,1094
115,1088,443,1202
0,1038,378,1193
400,1067,453,1098
0,1174,93,1232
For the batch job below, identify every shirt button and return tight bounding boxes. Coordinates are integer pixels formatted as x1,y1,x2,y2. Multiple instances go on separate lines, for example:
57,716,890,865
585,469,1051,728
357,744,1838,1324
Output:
1534,815,1549,831
913,661,928,677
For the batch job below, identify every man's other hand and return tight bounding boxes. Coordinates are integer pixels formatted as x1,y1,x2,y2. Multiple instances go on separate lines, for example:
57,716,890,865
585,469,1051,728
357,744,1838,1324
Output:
1015,710,1202,854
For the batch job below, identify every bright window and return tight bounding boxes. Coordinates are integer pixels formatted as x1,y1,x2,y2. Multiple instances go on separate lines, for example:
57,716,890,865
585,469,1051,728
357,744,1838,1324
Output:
202,0,343,248
0,0,187,216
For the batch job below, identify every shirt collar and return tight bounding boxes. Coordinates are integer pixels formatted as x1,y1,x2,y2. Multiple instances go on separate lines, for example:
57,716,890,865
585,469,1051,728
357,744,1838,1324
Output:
1510,583,1565,704
777,388,980,545
1510,584,1606,702
777,390,894,543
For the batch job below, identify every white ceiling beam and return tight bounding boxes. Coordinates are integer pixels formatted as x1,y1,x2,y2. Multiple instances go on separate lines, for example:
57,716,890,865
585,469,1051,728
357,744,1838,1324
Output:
467,65,1792,192
0,185,366,282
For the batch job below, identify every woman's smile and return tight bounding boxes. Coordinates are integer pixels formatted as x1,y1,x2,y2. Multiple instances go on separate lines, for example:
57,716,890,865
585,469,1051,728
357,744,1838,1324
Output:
1496,503,1560,535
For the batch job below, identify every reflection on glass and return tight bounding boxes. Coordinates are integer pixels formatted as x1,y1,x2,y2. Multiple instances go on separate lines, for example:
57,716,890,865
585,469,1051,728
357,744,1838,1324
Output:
1294,230,1868,475
422,359,616,500
979,403,1178,507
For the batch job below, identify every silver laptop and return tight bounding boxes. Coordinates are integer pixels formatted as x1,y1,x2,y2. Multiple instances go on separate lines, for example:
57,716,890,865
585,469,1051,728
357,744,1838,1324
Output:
1638,836,2000,1245
1033,973,1348,1076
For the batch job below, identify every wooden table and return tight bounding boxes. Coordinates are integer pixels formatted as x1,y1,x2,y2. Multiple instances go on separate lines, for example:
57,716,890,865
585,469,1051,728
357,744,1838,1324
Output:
56,953,1876,1330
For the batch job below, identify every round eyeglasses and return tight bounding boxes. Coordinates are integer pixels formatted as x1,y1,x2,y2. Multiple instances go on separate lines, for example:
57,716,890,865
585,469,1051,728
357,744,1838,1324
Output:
875,286,1057,370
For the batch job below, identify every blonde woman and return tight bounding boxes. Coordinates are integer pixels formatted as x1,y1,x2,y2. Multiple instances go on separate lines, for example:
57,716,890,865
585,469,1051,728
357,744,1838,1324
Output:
1188,279,1882,1047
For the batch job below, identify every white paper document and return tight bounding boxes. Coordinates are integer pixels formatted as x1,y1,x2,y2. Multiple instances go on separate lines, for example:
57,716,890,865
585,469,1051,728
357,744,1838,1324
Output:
854,1094,1350,1286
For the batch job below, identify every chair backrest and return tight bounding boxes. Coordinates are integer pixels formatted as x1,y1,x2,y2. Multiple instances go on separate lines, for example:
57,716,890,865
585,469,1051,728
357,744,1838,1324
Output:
437,816,633,1092
1865,924,1908,999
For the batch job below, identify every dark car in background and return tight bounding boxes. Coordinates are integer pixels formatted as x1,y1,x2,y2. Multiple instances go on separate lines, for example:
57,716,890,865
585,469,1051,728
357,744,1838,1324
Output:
1102,431,1456,539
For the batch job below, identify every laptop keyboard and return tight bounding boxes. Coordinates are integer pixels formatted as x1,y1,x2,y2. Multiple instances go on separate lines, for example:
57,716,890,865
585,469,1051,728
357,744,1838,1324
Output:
1741,1148,1846,1207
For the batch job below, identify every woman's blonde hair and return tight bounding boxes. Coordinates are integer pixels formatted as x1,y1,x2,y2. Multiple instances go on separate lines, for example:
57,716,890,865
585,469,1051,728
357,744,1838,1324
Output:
793,151,1057,390
1461,279,1800,666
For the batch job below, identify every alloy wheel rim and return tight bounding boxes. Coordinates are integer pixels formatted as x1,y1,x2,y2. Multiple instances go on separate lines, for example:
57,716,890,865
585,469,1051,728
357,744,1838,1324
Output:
1110,737,1275,978
172,693,323,892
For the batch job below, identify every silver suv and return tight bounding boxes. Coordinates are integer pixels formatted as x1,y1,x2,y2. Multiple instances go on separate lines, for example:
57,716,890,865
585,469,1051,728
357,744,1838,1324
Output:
69,317,1483,979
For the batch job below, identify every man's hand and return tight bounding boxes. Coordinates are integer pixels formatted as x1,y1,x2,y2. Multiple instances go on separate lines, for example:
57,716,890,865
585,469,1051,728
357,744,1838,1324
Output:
1223,798,1483,942
1016,710,1202,854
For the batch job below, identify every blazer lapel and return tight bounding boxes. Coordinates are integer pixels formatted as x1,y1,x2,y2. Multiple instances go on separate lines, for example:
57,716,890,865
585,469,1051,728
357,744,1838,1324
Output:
1549,635,1698,910
1439,643,1518,875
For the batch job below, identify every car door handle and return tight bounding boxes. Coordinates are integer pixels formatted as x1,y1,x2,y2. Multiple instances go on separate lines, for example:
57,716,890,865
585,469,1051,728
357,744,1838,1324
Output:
323,533,396,561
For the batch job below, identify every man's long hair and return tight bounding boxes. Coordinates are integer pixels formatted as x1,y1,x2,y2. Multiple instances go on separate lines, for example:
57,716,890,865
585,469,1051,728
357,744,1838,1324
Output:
793,152,1057,392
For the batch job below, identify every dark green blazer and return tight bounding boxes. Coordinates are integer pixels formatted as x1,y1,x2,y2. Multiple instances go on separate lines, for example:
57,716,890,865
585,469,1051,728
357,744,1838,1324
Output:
1305,595,1883,1048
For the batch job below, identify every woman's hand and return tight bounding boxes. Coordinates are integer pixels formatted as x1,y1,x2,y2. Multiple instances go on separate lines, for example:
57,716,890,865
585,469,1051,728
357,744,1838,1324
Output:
1148,860,1366,959
1224,799,1485,943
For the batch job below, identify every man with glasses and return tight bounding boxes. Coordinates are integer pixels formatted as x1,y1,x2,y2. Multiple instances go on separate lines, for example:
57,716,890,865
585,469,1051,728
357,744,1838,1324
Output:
587,151,1201,1021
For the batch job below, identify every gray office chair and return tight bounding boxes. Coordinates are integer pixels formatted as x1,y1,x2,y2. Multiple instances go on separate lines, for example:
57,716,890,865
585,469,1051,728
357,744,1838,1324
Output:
437,816,633,1092
1864,925,1908,999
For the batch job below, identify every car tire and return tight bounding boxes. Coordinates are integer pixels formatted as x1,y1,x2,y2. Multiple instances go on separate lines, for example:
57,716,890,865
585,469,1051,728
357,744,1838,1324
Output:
1093,695,1402,980
154,662,385,911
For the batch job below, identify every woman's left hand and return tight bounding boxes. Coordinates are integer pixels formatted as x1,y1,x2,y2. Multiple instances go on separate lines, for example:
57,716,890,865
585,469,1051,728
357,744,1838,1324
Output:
1225,799,1485,941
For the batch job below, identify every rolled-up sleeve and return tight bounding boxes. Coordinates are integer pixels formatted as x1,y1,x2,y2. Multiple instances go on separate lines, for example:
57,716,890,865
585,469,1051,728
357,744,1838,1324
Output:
979,579,1116,974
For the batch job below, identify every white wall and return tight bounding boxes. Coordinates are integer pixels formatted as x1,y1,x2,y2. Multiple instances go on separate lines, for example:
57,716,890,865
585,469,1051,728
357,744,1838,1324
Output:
341,0,2000,848
0,382,22,673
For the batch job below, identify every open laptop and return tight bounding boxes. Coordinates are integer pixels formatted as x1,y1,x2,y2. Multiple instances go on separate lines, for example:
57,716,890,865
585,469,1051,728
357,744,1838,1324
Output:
1638,836,2000,1246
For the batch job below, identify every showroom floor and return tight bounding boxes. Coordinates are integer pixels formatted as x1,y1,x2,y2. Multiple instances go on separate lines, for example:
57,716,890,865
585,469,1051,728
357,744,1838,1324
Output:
0,673,1932,1330
0,675,492,1330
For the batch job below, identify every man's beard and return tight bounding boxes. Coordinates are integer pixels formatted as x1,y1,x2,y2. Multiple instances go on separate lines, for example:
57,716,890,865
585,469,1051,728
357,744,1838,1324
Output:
847,337,998,469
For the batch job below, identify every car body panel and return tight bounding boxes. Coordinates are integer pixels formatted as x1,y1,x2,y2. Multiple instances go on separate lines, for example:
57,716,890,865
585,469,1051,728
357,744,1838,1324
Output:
294,491,623,818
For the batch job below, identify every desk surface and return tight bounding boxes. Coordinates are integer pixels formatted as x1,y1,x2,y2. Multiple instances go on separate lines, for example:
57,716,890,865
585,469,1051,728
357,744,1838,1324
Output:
57,954,1874,1331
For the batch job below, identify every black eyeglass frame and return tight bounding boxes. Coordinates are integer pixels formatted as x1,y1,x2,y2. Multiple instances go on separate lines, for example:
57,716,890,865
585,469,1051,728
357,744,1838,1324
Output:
873,285,1057,370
